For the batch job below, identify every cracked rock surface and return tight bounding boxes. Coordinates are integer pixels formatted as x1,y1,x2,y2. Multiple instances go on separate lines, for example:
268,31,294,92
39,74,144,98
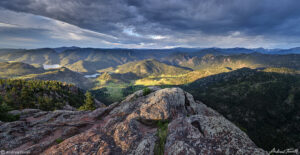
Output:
0,87,267,155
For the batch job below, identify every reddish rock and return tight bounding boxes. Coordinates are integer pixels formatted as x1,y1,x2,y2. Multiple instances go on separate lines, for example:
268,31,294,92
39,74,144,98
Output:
0,88,267,155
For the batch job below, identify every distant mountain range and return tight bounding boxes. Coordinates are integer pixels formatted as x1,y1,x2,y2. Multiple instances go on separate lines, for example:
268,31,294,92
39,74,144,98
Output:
0,47,300,74
0,47,300,90
3,46,300,54
51,46,300,54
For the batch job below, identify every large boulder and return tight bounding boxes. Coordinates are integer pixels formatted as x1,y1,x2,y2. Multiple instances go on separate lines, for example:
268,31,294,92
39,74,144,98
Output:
0,88,267,154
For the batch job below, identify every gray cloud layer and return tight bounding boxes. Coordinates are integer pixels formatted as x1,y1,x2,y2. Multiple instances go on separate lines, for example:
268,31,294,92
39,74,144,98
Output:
1,0,300,48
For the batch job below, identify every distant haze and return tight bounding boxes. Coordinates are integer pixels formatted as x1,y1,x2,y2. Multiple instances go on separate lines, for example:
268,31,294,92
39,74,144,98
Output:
43,64,60,69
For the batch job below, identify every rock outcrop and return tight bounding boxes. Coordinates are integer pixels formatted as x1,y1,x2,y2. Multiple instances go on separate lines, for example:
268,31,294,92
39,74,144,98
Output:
0,87,267,155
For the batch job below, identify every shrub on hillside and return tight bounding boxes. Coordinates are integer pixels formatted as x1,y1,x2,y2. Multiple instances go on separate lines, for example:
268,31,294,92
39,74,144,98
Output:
143,87,151,96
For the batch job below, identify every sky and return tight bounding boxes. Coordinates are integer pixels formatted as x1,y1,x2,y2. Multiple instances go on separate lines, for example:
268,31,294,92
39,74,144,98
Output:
1,0,300,49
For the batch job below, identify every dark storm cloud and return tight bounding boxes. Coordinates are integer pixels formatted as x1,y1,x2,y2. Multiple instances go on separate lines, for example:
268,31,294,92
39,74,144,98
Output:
1,0,300,48
128,0,300,36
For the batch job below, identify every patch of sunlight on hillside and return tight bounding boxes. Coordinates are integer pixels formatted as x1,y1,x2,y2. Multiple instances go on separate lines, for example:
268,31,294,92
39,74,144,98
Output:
134,66,243,86
263,67,300,74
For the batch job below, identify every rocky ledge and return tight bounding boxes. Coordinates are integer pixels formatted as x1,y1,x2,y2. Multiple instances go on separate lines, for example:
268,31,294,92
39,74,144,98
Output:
0,87,267,155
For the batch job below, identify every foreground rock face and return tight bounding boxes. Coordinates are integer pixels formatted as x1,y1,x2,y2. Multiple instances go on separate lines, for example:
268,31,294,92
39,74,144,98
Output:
0,88,267,155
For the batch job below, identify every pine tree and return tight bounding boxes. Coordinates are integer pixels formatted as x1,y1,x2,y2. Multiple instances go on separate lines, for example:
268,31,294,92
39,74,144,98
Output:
79,91,96,111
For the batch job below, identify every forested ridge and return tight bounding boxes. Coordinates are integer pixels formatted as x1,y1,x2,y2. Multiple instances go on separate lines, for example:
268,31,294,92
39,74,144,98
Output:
0,79,85,121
